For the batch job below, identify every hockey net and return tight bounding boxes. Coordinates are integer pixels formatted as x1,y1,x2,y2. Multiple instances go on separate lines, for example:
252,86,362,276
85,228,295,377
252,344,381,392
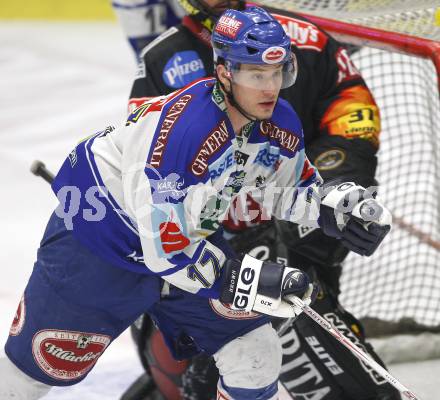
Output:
256,1,440,336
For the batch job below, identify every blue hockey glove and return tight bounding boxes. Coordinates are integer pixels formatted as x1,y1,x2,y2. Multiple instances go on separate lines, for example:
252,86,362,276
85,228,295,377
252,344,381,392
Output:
319,182,392,256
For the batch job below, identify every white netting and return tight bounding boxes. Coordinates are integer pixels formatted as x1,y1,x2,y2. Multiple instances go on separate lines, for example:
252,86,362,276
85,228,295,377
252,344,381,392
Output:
258,0,440,40
256,0,440,328
340,48,440,327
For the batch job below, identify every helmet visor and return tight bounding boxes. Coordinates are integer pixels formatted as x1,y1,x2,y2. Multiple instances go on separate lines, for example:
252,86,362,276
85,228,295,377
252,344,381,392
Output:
228,54,298,90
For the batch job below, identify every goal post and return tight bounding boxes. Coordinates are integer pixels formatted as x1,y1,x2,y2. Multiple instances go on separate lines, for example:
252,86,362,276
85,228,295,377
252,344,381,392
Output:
254,1,440,336
290,13,440,94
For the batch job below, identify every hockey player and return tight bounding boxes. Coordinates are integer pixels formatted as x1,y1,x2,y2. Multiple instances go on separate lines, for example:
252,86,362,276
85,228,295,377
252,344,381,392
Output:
121,1,402,399
112,0,185,60
1,7,391,400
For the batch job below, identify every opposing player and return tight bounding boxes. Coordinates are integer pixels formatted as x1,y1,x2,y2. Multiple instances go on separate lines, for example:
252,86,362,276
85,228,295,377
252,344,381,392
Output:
1,7,391,400
112,0,185,60
122,1,402,399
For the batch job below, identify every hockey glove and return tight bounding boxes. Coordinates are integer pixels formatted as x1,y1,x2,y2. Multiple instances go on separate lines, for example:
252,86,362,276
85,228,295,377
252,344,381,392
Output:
319,181,392,256
220,254,317,319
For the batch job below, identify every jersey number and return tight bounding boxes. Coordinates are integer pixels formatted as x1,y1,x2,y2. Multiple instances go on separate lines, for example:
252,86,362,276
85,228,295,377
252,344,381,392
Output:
187,249,221,288
145,4,167,35
348,107,374,123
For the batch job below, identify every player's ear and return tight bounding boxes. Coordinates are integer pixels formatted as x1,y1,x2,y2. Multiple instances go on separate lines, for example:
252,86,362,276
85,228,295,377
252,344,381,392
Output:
216,64,231,91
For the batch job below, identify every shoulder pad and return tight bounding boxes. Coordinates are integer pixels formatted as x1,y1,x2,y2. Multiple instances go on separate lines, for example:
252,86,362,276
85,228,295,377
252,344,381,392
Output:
139,26,180,59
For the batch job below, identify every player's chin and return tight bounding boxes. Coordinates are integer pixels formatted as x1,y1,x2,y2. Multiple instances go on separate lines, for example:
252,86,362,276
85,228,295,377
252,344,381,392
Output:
256,102,276,119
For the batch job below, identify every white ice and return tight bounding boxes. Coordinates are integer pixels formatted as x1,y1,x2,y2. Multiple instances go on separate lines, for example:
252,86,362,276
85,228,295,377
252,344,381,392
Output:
0,21,438,399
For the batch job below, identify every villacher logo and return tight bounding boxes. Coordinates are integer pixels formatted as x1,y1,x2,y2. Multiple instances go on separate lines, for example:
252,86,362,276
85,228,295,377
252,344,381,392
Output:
9,294,26,336
209,299,259,320
32,329,111,381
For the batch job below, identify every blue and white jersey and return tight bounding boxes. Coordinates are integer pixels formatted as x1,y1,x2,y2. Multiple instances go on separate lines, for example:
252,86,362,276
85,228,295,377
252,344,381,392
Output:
52,78,321,297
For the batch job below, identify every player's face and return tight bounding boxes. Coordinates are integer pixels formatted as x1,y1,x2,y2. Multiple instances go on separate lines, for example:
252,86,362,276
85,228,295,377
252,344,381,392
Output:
232,63,283,119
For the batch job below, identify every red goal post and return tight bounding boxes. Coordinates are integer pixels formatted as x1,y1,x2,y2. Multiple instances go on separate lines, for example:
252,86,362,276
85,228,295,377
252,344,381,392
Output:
292,12,440,94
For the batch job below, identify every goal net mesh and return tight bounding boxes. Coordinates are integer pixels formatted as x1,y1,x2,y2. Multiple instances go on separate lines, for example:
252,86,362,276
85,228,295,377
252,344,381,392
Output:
342,48,440,331
257,0,440,331
257,0,440,40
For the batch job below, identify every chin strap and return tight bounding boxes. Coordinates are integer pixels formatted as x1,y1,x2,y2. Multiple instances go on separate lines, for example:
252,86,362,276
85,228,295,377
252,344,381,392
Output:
217,78,259,123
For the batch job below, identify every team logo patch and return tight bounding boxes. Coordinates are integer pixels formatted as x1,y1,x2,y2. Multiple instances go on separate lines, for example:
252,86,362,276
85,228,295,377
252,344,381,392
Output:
314,149,346,171
32,330,111,381
209,299,260,320
9,294,26,336
159,221,190,253
150,172,186,202
215,15,243,38
163,51,206,88
262,46,286,64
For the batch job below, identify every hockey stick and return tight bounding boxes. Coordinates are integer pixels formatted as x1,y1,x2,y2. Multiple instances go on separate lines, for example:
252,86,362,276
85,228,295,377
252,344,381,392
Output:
393,215,440,251
289,297,420,400
30,160,54,184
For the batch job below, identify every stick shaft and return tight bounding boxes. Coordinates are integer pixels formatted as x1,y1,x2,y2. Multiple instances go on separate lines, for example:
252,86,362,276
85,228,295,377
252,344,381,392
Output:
30,160,54,184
